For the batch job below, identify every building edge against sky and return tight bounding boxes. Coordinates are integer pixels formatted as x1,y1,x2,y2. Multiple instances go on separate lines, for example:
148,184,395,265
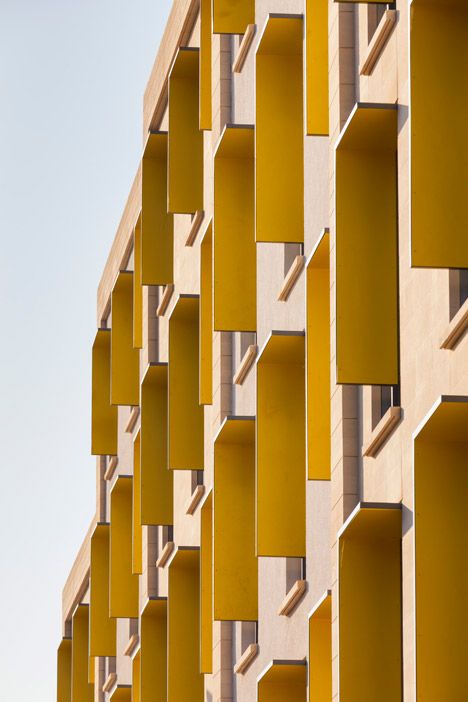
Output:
57,1,468,701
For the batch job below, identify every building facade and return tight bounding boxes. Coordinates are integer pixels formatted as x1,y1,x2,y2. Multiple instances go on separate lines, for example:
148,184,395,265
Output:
56,0,468,700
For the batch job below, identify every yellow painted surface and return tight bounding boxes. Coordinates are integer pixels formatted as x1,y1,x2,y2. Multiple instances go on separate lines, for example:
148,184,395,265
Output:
140,364,173,524
168,549,203,702
213,0,254,33
168,296,204,470
168,49,203,214
308,595,331,702
214,127,256,331
87,657,94,685
414,399,468,701
336,105,398,385
258,662,306,702
200,493,213,673
91,329,117,456
141,133,173,285
57,638,72,702
132,652,141,702
339,506,402,701
257,333,306,557
110,687,131,702
411,0,468,267
306,0,329,135
256,16,303,243
89,524,116,657
200,0,212,130
132,432,143,575
200,224,213,405
140,599,167,702
133,222,143,349
111,271,140,406
306,233,330,480
214,418,258,620
71,605,93,702
110,476,139,618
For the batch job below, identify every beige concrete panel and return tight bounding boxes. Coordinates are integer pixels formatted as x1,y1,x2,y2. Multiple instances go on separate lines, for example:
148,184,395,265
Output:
115,619,132,685
304,137,329,255
117,407,134,477
173,471,201,547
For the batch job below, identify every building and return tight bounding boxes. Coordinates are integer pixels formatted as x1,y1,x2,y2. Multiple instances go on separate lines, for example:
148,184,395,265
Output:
56,0,468,700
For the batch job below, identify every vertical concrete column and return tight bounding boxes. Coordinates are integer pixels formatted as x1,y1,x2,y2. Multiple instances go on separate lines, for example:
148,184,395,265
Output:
328,1,359,699
212,621,233,702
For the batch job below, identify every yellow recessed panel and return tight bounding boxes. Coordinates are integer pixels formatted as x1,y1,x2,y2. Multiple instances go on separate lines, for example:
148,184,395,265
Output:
414,398,468,700
306,0,329,135
109,687,131,702
200,0,212,130
111,271,140,406
168,48,203,214
89,523,116,657
214,418,258,620
132,432,143,575
141,599,167,702
306,232,330,480
133,221,143,349
339,504,402,701
257,333,306,557
88,657,95,685
258,661,307,702
200,223,213,405
214,126,256,331
140,364,173,524
308,594,332,702
256,16,304,243
57,638,72,702
132,652,141,702
168,549,204,702
91,329,117,456
213,0,254,33
336,104,398,385
200,492,213,673
411,0,468,267
141,133,173,285
71,605,93,702
168,296,204,470
110,476,139,618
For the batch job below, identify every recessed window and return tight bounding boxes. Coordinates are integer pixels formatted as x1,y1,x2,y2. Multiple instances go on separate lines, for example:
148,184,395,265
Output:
372,385,400,429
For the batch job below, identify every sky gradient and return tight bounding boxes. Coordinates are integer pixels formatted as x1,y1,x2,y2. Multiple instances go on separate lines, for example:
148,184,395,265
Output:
0,1,172,698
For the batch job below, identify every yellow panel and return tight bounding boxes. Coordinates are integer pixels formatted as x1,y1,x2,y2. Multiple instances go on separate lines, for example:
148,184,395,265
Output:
168,296,204,470
168,549,204,702
140,364,173,524
132,432,143,575
133,222,143,349
411,0,468,267
200,223,213,405
90,524,116,657
214,126,256,331
110,687,131,702
141,133,173,285
308,594,331,702
71,605,93,702
336,104,398,385
141,599,167,702
306,232,330,480
110,476,139,618
168,49,203,214
306,0,329,135
200,0,212,130
414,398,468,700
132,652,140,702
257,333,306,557
214,418,257,620
57,638,72,702
91,329,117,456
258,661,306,702
213,0,254,33
111,271,140,406
256,16,304,243
339,504,402,701
200,493,213,673
88,657,94,685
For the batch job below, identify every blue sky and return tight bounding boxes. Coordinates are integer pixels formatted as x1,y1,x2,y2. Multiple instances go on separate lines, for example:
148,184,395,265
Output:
0,1,172,698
